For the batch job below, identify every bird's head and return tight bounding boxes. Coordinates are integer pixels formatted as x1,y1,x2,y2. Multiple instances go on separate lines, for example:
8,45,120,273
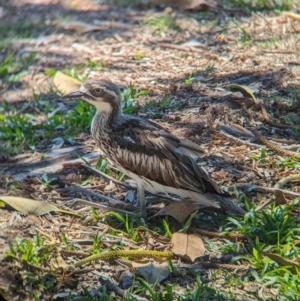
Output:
63,79,122,115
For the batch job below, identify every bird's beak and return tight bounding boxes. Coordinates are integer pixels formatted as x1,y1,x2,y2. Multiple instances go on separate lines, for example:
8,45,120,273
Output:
62,90,84,99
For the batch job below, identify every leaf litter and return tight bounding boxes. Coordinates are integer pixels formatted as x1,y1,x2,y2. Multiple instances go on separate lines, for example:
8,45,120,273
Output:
0,0,300,300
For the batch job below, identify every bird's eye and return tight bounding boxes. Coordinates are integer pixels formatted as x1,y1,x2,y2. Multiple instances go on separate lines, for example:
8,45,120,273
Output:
93,88,103,95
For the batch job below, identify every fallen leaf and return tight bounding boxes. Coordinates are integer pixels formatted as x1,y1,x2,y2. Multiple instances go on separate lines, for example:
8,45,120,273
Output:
264,252,300,274
0,196,80,217
58,21,105,33
0,196,59,215
275,190,287,205
53,71,81,95
229,84,258,104
132,260,169,284
171,232,205,262
151,199,207,223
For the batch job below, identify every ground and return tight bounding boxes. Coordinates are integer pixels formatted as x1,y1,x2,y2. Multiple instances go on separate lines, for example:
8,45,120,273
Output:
1,0,300,300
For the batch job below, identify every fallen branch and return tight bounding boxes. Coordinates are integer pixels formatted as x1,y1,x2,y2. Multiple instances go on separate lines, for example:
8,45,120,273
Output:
228,183,300,198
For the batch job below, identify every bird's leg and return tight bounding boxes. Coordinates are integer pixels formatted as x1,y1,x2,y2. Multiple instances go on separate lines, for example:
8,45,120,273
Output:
136,182,147,218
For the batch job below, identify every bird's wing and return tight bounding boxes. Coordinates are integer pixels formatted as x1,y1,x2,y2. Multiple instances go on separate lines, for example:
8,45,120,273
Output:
145,118,205,157
110,116,223,195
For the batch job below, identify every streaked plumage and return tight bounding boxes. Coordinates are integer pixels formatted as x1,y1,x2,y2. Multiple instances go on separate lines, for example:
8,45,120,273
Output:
63,79,246,217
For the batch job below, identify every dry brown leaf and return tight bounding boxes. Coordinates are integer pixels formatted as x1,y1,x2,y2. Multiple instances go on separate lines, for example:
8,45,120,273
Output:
0,196,80,217
132,260,169,284
171,232,205,262
53,71,81,95
264,252,300,274
59,21,105,33
0,195,59,216
151,200,207,223
275,190,287,205
150,0,213,10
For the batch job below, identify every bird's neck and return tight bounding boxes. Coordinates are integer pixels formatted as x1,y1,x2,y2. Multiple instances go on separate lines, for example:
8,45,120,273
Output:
92,107,122,129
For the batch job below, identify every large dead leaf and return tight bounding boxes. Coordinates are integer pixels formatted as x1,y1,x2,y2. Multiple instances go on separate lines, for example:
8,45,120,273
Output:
132,260,169,284
264,252,300,274
151,200,207,223
171,232,205,262
275,190,287,205
53,71,81,95
0,196,80,217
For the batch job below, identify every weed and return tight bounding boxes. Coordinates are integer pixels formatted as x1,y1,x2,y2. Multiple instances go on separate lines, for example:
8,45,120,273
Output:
106,212,141,241
96,156,112,176
233,19,252,43
0,52,37,81
289,85,300,108
179,210,198,233
121,83,149,114
91,231,102,254
184,74,195,84
250,147,268,162
162,219,172,239
65,99,96,134
6,232,51,264
143,96,172,118
135,51,146,60
144,14,180,31
38,173,58,190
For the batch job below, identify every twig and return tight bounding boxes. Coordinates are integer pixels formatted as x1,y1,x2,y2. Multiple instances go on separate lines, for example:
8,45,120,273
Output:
81,164,182,203
220,124,254,139
270,137,300,145
228,183,300,198
157,43,204,53
274,174,300,189
80,164,135,190
62,198,138,216
201,262,248,272
57,185,123,203
190,227,246,241
227,122,254,136
220,131,261,148
255,198,274,212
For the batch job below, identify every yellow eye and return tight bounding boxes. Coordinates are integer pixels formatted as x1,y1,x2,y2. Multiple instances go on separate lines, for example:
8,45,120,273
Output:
93,88,103,95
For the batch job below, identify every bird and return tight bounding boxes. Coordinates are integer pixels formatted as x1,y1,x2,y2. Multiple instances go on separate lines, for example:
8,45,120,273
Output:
63,79,246,218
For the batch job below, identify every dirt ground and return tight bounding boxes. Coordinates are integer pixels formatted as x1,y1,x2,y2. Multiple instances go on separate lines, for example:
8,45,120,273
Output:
1,0,300,300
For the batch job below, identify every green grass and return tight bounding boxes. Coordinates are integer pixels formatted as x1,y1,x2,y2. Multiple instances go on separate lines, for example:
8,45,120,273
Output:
0,52,37,83
226,0,297,11
0,92,95,155
144,14,180,31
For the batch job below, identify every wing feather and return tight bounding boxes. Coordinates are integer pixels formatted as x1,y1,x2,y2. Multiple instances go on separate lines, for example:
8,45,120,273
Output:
110,115,224,196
